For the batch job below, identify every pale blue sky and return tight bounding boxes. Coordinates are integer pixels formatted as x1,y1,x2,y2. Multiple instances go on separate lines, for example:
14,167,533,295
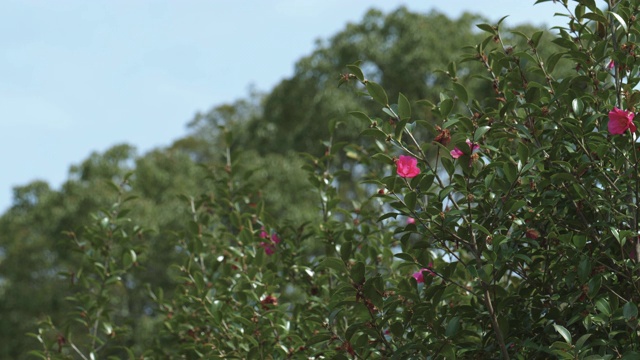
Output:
0,0,568,212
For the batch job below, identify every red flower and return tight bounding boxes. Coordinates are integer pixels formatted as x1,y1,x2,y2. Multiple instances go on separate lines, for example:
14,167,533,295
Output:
257,228,280,255
451,139,480,159
412,263,435,283
396,155,420,178
260,242,275,255
260,294,278,310
525,229,540,240
608,107,636,135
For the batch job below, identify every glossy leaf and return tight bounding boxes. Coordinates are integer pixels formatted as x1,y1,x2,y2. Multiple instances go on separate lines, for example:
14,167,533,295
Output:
553,324,572,344
366,81,389,106
398,93,411,120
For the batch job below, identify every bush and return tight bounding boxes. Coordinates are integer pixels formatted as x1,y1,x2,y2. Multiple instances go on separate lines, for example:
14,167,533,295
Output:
30,1,640,359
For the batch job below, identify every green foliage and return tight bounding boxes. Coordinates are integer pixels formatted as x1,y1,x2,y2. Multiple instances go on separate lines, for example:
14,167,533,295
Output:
28,175,151,359
321,1,640,357
8,3,640,359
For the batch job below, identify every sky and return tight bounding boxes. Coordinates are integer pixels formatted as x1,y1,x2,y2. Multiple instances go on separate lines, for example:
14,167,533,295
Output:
0,0,569,213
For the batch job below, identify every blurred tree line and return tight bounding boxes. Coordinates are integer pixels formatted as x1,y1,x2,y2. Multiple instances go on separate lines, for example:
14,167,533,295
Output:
0,7,566,358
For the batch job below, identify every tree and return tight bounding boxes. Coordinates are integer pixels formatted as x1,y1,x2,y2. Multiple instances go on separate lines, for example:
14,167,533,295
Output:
0,5,588,358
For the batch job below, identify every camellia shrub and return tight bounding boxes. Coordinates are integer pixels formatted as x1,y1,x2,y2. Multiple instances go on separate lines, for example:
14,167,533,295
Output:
30,1,640,359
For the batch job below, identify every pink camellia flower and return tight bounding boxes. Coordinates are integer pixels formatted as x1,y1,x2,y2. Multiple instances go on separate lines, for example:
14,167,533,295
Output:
260,242,276,255
608,107,636,135
257,228,281,255
450,147,464,159
608,60,615,70
396,155,420,178
412,263,435,283
450,139,480,159
406,217,416,225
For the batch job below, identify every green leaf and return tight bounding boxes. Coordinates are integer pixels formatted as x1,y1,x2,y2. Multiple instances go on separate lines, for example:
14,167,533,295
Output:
595,298,611,316
346,64,365,81
441,157,455,176
394,118,408,140
377,212,399,222
366,81,388,106
440,344,457,360
572,98,584,116
474,126,490,142
623,302,638,321
306,333,332,346
517,142,529,163
611,227,622,243
382,106,395,118
575,5,586,21
578,257,591,283
574,333,592,350
102,322,113,336
471,223,490,235
440,98,453,118
351,261,365,284
452,82,468,103
546,52,564,73
105,275,122,286
503,162,518,183
340,241,352,263
363,276,383,309
531,31,544,47
404,192,417,211
476,23,496,34
390,322,404,338
394,253,415,262
620,353,639,360
345,322,366,342
448,61,457,78
123,249,137,269
418,174,434,190
350,111,372,124
371,153,394,165
514,254,533,264
609,11,628,33
588,275,602,299
466,264,479,279
582,12,608,23
317,257,346,274
552,37,577,51
398,93,411,120
360,128,387,140
445,316,461,337
553,323,572,344
439,185,454,202
496,15,509,26
572,235,587,250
